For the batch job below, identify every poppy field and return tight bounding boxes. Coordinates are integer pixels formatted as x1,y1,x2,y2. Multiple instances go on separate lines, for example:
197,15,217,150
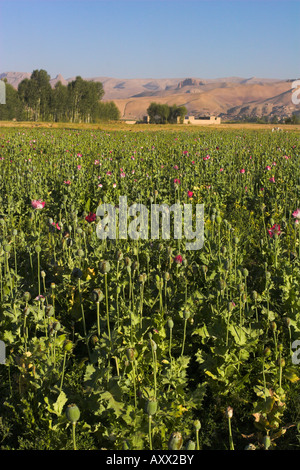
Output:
1,125,300,450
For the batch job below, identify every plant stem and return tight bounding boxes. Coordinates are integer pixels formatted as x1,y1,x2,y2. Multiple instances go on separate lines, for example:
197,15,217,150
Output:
149,415,153,450
72,422,77,450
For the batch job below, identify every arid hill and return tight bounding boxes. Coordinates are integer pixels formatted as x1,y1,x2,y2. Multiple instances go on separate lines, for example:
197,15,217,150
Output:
0,72,297,120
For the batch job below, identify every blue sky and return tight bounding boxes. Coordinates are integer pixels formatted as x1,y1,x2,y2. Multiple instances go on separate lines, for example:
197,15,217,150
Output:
0,0,299,79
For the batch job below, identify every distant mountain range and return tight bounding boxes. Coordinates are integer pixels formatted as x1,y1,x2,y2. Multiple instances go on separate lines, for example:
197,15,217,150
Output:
1,71,298,121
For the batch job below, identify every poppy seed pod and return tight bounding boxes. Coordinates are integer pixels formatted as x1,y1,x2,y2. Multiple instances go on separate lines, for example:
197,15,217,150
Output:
201,265,208,274
216,215,222,224
145,397,157,416
263,434,271,450
91,288,104,303
24,291,31,302
45,305,54,317
126,347,135,362
100,260,110,274
116,250,123,261
63,340,73,352
167,318,174,330
125,257,132,267
168,432,183,450
65,404,80,424
183,309,191,320
35,245,41,253
185,440,196,450
226,406,233,419
149,339,157,352
193,419,201,431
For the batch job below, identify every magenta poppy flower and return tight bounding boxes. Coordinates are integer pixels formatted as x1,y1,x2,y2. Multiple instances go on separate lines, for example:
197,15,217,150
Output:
85,212,96,223
240,169,245,174
174,254,183,264
52,222,61,230
265,165,271,171
187,191,193,198
174,178,181,185
31,199,45,210
268,224,281,238
269,177,275,183
64,180,71,185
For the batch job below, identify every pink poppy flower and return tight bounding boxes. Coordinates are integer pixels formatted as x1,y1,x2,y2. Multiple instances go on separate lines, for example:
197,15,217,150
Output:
269,177,275,183
187,191,193,198
113,183,117,188
240,169,245,174
64,180,71,185
173,165,179,170
52,222,61,230
268,224,281,238
292,208,300,220
31,199,45,210
265,166,271,171
77,165,82,170
174,178,181,185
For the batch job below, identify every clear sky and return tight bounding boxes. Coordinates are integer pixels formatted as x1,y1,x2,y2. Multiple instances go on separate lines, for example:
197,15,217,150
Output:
0,0,299,80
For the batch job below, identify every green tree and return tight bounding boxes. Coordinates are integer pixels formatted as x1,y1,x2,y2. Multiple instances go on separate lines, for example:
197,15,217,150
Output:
168,104,187,124
18,69,52,121
50,81,70,122
147,102,187,124
0,79,25,121
67,77,104,123
93,101,120,121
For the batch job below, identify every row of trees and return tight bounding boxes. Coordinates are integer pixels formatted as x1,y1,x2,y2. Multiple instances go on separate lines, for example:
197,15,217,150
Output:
232,114,300,124
0,69,120,122
147,102,187,124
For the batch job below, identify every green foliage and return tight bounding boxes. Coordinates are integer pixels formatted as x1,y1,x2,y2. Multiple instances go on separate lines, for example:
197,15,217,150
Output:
147,102,187,124
0,127,300,450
